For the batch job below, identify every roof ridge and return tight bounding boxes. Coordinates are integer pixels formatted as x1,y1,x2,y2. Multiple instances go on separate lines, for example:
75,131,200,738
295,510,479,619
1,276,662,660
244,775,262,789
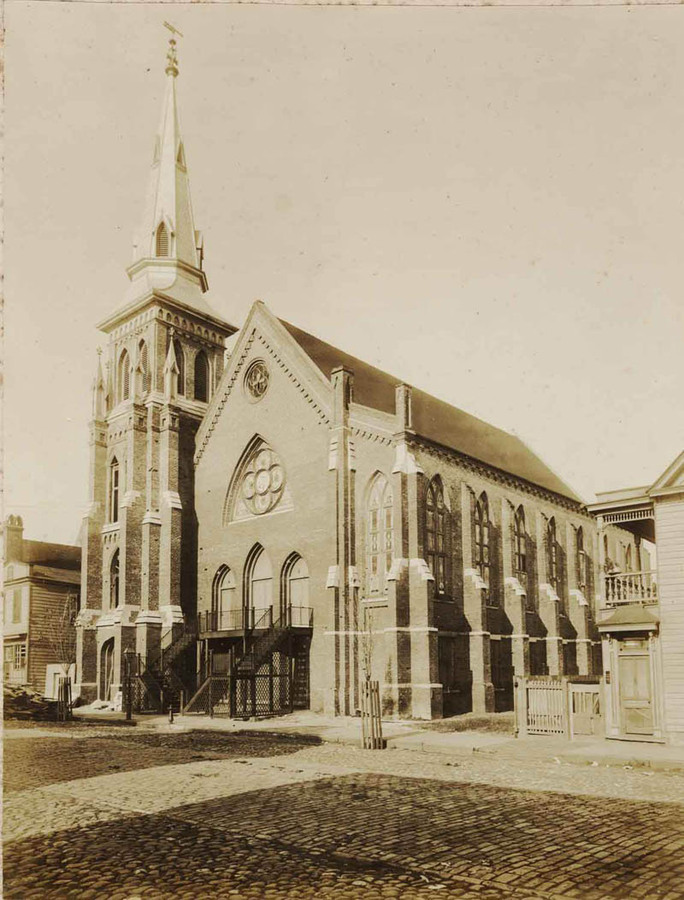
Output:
279,317,582,503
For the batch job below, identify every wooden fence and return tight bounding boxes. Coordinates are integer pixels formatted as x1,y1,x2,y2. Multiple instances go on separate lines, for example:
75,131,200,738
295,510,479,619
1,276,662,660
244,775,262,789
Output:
360,679,384,750
515,677,603,739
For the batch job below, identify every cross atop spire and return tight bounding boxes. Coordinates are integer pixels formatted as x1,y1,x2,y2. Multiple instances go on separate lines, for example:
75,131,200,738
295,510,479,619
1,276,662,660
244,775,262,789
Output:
163,23,183,77
165,39,179,78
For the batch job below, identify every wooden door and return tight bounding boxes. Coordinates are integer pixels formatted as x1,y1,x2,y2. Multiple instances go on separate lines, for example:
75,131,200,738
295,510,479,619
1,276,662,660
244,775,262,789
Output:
101,640,115,701
618,653,653,735
570,684,602,736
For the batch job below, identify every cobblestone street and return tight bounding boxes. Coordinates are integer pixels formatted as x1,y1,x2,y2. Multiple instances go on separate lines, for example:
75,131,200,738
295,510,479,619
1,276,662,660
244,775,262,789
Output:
4,724,684,899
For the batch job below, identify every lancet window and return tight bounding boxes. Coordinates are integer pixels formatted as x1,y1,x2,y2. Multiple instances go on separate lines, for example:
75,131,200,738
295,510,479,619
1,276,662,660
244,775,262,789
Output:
576,526,588,590
173,339,185,396
194,350,209,402
118,350,131,403
474,492,491,595
109,458,120,524
514,505,527,587
367,474,393,595
110,550,120,609
547,517,560,593
426,477,447,595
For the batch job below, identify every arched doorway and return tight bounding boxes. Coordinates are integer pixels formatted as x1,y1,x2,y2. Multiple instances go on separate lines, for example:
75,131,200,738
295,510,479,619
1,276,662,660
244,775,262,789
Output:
281,553,310,626
245,545,272,626
100,638,116,701
212,565,238,630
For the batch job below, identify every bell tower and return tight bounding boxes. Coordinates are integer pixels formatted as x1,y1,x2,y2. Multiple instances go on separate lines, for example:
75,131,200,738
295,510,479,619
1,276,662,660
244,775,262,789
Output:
76,35,237,704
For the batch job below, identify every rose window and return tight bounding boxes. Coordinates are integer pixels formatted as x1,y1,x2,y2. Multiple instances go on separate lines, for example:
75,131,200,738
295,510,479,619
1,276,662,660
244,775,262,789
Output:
241,448,285,516
245,361,269,401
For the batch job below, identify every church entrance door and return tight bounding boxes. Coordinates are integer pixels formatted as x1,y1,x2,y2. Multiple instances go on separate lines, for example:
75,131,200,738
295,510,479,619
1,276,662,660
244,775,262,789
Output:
100,639,116,701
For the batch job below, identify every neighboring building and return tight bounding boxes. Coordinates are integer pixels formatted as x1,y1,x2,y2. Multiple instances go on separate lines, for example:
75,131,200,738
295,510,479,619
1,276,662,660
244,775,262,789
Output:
75,38,645,720
2,515,80,692
590,452,684,745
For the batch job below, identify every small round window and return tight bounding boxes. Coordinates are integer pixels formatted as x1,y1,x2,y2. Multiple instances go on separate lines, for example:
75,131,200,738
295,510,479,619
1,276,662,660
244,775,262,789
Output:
244,360,269,401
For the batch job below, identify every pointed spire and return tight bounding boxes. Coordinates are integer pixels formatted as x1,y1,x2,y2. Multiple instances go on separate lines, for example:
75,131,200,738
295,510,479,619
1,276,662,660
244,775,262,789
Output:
163,336,180,401
128,33,207,294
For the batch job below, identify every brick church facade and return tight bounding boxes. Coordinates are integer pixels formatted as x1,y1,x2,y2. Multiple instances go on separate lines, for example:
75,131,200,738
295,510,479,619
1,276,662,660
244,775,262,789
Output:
76,40,643,721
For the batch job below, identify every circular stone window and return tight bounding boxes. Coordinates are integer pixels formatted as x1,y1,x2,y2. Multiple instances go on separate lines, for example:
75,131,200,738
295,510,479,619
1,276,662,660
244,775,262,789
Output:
244,360,270,401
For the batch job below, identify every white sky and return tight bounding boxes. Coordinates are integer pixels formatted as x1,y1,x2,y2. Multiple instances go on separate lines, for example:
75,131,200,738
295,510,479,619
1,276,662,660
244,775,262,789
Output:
5,1,684,544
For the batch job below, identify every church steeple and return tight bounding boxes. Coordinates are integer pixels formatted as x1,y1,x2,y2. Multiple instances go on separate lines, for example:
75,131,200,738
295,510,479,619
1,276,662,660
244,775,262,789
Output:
96,31,236,336
126,34,208,303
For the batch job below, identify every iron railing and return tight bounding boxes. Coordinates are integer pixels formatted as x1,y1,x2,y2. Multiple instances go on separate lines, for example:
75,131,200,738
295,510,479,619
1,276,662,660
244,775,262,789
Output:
604,571,658,607
198,605,313,634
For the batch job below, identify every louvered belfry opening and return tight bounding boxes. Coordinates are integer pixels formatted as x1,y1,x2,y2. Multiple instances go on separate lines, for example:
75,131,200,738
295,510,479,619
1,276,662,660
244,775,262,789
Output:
156,222,170,257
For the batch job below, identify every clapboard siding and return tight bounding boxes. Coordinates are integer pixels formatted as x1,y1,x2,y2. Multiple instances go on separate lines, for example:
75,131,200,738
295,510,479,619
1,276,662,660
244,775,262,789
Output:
656,496,684,731
27,582,76,692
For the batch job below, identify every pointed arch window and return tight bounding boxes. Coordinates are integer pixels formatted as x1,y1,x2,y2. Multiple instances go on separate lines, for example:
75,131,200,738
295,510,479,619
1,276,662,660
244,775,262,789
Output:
173,339,185,396
138,340,150,394
194,350,209,402
426,477,448,595
547,517,560,593
282,554,310,625
118,350,131,403
575,526,588,591
110,550,120,609
226,437,290,523
367,474,393,595
109,458,120,523
514,505,527,587
474,492,491,597
212,566,237,630
156,222,170,257
246,546,272,617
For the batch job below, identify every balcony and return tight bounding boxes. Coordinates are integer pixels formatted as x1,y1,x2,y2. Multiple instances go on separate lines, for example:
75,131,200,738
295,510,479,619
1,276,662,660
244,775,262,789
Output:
604,571,658,607
198,605,313,636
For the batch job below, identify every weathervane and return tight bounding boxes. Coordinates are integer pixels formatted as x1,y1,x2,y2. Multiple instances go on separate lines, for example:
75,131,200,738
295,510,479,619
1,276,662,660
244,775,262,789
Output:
163,22,183,77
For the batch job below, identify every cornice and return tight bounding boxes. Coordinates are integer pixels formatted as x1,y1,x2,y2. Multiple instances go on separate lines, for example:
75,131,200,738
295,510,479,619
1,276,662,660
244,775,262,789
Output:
412,434,589,516
99,291,235,340
125,257,209,293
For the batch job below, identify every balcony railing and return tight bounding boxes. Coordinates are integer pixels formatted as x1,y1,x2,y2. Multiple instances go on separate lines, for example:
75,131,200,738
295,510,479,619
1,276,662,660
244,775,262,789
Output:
604,571,658,607
198,605,313,634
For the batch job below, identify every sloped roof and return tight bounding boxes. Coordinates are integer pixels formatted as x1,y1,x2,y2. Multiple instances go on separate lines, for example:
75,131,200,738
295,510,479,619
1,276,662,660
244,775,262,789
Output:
22,541,81,571
598,605,659,629
280,319,583,504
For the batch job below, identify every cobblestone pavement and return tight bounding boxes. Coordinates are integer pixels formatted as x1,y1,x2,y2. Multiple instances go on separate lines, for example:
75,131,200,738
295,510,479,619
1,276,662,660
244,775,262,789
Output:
4,728,319,793
4,727,684,899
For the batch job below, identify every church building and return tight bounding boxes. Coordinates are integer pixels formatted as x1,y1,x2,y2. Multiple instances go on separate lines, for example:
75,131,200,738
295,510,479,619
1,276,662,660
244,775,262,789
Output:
76,39,650,724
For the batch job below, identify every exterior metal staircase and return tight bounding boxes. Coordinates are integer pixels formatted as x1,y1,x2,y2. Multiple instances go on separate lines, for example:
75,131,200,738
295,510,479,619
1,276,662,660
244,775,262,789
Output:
184,605,311,717
235,608,290,675
135,626,197,712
